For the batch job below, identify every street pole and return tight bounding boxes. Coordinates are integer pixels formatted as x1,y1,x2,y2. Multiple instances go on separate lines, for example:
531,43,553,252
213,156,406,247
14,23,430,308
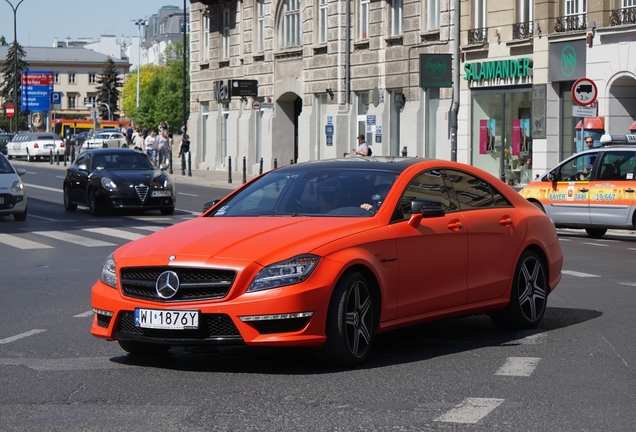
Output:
450,0,460,162
182,0,187,134
133,19,144,109
4,0,25,133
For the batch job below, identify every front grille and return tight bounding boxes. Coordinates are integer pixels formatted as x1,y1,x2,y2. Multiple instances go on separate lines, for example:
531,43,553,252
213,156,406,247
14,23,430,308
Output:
120,267,236,302
249,317,311,335
135,184,149,202
115,311,242,342
0,193,22,209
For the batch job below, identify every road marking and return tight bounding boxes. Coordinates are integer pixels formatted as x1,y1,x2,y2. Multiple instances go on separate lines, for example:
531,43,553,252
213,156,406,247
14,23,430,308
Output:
33,231,116,247
132,226,164,232
23,183,61,193
628,248,636,251
74,311,93,318
0,234,53,249
581,242,608,247
0,329,47,344
561,270,600,278
83,227,146,241
502,332,547,346
26,214,61,221
178,192,198,197
0,356,129,370
495,357,541,376
435,398,504,424
618,282,636,287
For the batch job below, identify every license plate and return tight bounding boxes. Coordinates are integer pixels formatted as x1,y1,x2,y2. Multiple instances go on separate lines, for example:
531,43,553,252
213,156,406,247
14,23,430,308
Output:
151,191,172,197
134,308,199,330
45,144,55,148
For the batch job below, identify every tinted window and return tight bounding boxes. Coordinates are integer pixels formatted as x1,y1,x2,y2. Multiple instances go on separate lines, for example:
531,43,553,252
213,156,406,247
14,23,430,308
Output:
597,150,635,181
396,169,458,220
445,169,511,209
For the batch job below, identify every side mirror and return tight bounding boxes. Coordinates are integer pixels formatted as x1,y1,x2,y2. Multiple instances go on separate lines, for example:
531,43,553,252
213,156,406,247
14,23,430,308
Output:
547,171,556,182
408,198,445,227
203,199,221,213
78,164,88,171
16,168,26,176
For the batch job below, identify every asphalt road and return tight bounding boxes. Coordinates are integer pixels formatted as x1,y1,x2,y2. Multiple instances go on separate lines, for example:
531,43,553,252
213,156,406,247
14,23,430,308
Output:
1,162,635,430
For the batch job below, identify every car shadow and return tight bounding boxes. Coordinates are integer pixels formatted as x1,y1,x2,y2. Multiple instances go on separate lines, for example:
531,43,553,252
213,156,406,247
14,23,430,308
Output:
108,306,602,374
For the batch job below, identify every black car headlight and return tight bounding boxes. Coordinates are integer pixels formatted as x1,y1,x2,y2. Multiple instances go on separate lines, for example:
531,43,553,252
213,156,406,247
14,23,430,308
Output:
247,255,320,292
101,177,118,191
99,253,117,288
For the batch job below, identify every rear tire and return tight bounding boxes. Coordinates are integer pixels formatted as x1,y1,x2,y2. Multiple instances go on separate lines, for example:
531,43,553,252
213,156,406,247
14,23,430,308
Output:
491,250,548,330
118,340,169,355
26,149,32,162
585,228,607,238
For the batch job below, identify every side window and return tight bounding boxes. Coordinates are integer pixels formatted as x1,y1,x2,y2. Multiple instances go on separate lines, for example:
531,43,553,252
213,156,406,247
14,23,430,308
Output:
555,153,596,181
396,169,457,220
597,151,635,181
445,169,510,209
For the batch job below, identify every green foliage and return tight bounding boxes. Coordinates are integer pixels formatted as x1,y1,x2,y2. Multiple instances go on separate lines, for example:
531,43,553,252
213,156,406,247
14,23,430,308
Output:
0,36,7,46
1,42,28,111
96,57,123,120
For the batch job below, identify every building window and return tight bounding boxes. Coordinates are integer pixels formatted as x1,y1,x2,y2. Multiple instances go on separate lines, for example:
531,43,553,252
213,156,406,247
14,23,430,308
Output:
565,0,586,16
54,73,59,83
391,0,403,36
425,0,440,31
68,95,76,109
279,0,301,49
319,0,328,43
203,12,210,61
89,74,96,84
257,0,265,52
69,73,76,84
359,0,370,39
222,9,231,59
88,95,96,105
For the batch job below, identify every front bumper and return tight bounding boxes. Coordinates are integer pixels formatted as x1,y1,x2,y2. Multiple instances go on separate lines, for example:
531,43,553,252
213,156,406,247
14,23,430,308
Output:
0,192,26,214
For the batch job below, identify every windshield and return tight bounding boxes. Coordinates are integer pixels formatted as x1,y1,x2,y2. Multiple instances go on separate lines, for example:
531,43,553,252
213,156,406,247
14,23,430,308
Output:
0,155,16,174
209,168,398,217
93,153,156,171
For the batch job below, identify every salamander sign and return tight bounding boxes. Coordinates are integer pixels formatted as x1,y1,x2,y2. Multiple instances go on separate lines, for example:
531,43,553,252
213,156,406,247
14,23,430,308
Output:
464,58,532,82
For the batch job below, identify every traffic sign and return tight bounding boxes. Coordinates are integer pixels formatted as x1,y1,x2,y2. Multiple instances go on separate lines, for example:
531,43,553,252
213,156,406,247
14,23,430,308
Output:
51,91,62,105
572,104,597,118
252,100,261,111
572,78,598,106
5,104,14,118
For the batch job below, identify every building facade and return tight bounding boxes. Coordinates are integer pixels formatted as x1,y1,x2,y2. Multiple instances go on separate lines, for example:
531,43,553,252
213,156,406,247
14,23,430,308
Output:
188,0,456,175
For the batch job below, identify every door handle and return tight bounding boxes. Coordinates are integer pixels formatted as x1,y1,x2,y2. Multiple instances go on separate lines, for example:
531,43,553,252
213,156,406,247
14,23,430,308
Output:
626,188,634,193
447,220,463,231
499,216,513,226
579,188,589,192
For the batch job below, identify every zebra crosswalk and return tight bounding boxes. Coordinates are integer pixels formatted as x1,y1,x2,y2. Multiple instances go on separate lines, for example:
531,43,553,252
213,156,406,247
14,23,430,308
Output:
0,225,168,250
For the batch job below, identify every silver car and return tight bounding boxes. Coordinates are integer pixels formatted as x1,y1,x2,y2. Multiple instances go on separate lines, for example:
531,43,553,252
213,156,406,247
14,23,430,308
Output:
82,132,127,149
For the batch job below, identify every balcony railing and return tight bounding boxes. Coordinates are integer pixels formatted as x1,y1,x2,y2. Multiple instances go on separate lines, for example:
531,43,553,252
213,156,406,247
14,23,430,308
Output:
610,6,636,26
467,28,488,45
554,14,586,33
513,22,533,40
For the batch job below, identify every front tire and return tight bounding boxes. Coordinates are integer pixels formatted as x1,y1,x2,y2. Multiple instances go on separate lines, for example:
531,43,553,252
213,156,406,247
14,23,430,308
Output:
585,228,607,238
88,189,101,216
63,185,77,211
319,270,375,367
491,250,548,330
13,207,27,222
118,340,169,355
160,206,175,215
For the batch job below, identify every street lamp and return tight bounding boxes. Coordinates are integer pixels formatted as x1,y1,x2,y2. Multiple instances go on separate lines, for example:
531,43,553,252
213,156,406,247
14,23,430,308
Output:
133,19,145,109
99,102,112,121
3,0,26,133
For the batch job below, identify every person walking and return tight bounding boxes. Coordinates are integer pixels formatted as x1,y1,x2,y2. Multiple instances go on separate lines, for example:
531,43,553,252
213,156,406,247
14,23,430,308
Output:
179,134,190,157
144,130,157,162
156,129,169,168
352,134,370,156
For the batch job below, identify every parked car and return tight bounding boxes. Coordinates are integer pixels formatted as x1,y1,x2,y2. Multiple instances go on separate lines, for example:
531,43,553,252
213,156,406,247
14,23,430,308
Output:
0,133,14,155
6,132,65,161
90,157,563,366
63,148,175,216
82,132,127,149
520,133,636,238
0,152,27,221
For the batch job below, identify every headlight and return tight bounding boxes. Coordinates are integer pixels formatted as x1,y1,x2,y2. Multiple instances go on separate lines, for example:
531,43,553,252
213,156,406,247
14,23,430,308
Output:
163,177,172,188
101,177,117,191
11,181,23,193
247,254,320,292
99,253,118,288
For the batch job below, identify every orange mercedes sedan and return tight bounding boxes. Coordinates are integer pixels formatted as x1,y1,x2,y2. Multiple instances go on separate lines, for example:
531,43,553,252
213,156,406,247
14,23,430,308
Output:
91,157,562,366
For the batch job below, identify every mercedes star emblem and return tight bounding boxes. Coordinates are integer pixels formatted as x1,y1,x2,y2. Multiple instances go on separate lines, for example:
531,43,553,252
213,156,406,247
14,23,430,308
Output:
156,271,180,299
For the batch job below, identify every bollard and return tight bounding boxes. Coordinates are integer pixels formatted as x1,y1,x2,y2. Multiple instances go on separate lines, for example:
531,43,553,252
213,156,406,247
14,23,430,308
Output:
181,152,186,175
57,149,60,165
50,149,53,164
64,149,67,167
274,158,278,169
187,151,192,177
259,158,263,175
169,150,173,174
401,146,408,157
242,156,246,184
290,159,293,165
71,144,75,162
228,156,232,184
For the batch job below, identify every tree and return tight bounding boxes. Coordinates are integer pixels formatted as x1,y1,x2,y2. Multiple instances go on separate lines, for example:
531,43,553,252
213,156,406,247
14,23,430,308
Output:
0,36,7,46
0,40,28,131
120,64,161,122
95,57,122,120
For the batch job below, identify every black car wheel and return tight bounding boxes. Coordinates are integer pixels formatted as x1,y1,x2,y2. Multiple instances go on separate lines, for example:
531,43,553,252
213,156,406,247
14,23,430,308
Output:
63,185,77,211
13,206,27,222
118,340,169,355
320,270,375,366
585,228,607,238
160,206,175,215
491,250,548,330
26,149,32,162
88,189,101,215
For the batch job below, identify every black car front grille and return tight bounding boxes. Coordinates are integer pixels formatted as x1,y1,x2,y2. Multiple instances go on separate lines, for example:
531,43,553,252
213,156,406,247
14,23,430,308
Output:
120,267,236,302
115,311,242,342
135,184,149,202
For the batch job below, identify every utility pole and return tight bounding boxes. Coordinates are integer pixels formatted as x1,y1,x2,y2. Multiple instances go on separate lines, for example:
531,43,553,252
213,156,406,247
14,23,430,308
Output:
182,0,187,134
4,0,26,133
133,19,145,109
450,0,460,162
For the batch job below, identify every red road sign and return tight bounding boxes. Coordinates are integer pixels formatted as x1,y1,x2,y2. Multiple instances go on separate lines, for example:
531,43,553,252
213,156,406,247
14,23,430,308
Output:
252,100,262,110
572,78,598,106
5,104,14,118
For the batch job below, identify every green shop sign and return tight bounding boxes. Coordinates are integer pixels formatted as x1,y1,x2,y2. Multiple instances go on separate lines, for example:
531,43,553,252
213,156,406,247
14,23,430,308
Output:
464,58,532,81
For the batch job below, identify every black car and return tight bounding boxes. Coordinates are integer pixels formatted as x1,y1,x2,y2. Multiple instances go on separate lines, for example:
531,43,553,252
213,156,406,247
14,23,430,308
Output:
71,131,90,147
63,148,176,215
0,133,14,155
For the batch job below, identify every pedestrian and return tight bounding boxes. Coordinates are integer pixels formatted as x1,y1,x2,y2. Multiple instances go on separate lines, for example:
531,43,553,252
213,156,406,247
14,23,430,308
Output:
142,126,148,140
144,130,157,162
133,129,144,151
179,134,190,157
156,129,169,168
126,125,134,147
352,134,370,156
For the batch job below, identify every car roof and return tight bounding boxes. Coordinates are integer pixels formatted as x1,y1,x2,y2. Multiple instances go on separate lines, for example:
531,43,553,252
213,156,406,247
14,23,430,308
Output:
274,157,429,175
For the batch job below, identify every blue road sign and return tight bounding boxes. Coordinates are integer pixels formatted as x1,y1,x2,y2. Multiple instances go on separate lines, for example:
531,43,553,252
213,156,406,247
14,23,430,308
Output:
51,91,62,104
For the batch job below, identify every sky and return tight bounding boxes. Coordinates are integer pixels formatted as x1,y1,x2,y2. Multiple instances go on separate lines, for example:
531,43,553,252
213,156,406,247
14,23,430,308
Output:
0,0,182,48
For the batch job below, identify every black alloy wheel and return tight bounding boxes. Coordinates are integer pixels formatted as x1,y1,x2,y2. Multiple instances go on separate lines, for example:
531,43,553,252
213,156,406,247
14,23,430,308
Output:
491,250,548,330
63,185,77,211
585,228,607,239
88,189,101,216
320,270,375,366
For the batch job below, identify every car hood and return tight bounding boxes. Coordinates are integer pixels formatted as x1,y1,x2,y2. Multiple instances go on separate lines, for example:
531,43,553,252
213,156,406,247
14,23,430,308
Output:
99,169,166,185
0,172,20,190
115,216,377,266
